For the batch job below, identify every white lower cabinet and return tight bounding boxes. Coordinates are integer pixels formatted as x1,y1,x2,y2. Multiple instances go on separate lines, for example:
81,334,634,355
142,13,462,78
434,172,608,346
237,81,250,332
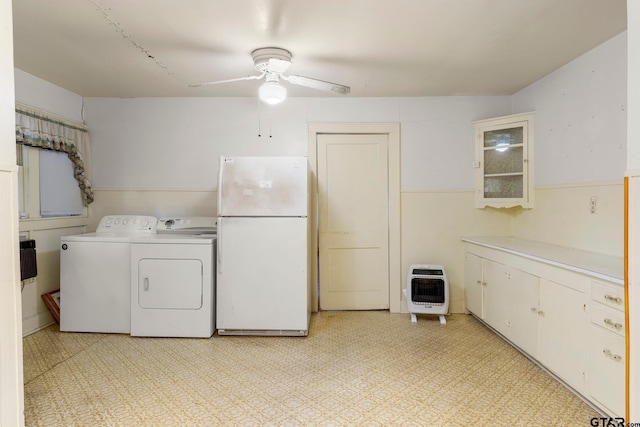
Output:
537,278,588,393
502,264,539,357
590,326,625,416
480,259,540,357
465,255,540,356
589,279,626,417
463,239,624,418
482,259,512,337
464,252,484,318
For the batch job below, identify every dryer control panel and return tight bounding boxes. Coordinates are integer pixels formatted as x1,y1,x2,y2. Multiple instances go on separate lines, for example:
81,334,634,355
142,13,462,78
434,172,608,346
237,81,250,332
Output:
157,217,217,234
96,215,158,233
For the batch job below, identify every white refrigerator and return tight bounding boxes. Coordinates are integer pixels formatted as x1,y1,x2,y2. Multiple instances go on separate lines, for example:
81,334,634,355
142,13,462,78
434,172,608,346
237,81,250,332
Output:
216,156,311,336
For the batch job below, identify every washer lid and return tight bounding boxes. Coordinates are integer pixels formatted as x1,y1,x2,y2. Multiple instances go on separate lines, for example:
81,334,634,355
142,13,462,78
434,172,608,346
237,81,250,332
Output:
61,232,134,243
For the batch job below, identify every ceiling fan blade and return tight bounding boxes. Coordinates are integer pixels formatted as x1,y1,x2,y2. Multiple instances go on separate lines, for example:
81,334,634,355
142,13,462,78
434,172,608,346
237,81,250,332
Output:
188,73,265,87
283,75,350,95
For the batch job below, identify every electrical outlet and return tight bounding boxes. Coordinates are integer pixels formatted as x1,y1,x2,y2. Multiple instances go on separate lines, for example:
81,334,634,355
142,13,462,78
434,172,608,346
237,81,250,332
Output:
590,196,598,214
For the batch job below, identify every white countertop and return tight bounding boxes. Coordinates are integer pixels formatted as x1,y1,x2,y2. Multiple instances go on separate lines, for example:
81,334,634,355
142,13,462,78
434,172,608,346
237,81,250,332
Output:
461,236,624,284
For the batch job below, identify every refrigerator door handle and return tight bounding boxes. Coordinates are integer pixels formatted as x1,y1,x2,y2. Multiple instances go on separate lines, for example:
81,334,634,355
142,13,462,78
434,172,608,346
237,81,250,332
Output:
217,156,224,217
217,217,222,272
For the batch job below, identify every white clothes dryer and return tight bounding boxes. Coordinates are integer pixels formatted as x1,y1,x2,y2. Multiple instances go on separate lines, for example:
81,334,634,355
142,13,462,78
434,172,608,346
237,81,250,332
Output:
130,217,216,338
60,215,158,333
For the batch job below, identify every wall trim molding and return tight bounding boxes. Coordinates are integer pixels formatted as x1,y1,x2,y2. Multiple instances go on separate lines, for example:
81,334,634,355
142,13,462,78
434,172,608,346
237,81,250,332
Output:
402,188,474,194
93,188,216,192
19,216,87,232
535,180,623,190
0,164,18,172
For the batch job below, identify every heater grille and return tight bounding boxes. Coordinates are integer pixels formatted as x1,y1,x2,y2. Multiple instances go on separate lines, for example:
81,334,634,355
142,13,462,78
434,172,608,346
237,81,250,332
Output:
20,239,38,281
411,277,446,304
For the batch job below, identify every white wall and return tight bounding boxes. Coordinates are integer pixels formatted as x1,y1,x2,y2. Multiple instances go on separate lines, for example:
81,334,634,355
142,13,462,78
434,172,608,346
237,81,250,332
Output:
511,183,623,256
14,69,84,122
510,32,627,256
84,96,511,191
512,32,627,187
400,97,510,190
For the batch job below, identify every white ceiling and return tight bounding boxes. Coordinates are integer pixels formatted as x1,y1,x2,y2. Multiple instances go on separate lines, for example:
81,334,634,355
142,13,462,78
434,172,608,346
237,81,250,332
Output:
12,0,627,98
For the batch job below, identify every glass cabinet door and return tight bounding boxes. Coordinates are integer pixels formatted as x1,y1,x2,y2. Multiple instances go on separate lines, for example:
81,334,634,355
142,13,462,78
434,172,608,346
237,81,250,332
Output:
473,113,534,208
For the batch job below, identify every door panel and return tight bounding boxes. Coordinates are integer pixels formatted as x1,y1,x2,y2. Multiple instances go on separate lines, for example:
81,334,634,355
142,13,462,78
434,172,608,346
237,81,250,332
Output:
317,133,389,310
464,252,483,318
138,259,202,309
483,259,510,337
216,217,309,331
538,278,589,392
507,267,539,357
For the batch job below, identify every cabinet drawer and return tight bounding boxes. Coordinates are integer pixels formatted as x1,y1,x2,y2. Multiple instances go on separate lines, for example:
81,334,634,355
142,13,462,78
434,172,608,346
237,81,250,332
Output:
590,302,625,337
591,280,624,312
589,327,625,417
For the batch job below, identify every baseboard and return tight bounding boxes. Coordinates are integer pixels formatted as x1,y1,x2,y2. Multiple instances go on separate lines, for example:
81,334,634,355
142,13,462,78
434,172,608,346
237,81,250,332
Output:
22,311,55,337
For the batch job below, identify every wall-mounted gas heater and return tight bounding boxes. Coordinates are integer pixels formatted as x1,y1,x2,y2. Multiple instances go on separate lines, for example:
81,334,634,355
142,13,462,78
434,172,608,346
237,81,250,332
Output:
404,264,449,324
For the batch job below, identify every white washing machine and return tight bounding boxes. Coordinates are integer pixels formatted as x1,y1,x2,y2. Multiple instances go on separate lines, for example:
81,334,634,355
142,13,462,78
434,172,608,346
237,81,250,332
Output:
130,217,216,338
60,215,158,333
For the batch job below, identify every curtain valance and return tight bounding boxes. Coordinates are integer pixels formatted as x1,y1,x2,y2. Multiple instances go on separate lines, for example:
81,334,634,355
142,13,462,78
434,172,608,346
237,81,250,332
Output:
15,105,94,205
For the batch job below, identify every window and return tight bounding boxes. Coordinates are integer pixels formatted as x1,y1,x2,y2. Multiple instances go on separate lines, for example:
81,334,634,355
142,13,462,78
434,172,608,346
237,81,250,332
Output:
39,149,83,216
18,145,83,218
15,105,93,219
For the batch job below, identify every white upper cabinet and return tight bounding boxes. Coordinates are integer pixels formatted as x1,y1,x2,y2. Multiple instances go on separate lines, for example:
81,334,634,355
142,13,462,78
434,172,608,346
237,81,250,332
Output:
473,112,534,209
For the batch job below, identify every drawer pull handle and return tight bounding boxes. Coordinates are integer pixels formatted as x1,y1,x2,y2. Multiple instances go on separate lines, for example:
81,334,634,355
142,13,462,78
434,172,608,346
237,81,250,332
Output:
604,294,622,304
604,318,623,330
530,307,537,313
476,280,481,284
603,349,622,362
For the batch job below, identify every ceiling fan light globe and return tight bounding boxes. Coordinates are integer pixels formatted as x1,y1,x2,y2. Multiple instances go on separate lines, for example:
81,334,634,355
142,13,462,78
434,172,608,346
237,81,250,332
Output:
259,82,287,105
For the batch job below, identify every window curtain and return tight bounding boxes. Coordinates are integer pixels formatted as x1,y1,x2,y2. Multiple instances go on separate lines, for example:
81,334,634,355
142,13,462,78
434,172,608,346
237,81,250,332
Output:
15,105,94,205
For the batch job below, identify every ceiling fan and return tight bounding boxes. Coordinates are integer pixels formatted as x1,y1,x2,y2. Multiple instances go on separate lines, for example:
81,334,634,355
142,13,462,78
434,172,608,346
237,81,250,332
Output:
189,47,351,104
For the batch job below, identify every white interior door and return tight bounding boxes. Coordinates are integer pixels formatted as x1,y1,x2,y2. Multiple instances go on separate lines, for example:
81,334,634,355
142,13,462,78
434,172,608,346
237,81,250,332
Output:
317,133,389,310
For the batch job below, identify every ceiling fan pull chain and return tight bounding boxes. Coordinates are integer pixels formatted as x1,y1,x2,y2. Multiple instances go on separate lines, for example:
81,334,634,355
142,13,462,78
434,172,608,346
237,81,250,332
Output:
257,97,262,138
269,104,273,138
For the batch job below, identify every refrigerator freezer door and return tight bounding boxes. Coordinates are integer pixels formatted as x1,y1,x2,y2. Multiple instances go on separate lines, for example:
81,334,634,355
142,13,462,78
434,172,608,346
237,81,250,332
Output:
216,216,309,335
218,156,307,217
